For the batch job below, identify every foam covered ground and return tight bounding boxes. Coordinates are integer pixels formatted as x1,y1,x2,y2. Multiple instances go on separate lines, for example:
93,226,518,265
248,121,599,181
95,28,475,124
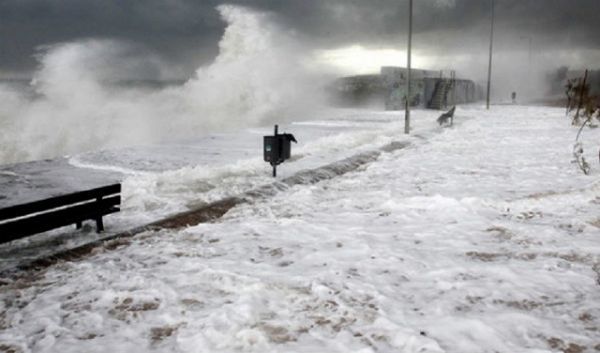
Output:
1,105,599,353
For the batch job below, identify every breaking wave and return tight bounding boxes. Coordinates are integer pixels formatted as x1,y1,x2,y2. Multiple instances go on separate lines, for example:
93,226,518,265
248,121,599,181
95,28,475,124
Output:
0,5,325,165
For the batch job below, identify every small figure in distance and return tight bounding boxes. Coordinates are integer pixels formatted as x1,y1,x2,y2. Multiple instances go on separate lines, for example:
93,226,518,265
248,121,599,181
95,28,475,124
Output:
437,106,455,126
511,91,517,104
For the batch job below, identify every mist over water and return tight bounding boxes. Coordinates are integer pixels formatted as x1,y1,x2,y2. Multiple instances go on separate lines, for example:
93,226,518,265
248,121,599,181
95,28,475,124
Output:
0,5,326,165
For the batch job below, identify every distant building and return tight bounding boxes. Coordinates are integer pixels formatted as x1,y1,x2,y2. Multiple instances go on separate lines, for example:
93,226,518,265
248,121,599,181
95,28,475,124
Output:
331,74,385,107
331,67,480,110
381,66,479,110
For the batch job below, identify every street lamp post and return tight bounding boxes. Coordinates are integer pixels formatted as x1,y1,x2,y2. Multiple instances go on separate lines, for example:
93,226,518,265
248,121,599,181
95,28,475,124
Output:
486,0,495,110
405,0,413,134
520,35,532,99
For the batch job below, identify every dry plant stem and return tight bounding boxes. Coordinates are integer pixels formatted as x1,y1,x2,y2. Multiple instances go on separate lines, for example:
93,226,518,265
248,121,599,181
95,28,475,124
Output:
574,70,589,124
573,117,592,175
575,117,591,142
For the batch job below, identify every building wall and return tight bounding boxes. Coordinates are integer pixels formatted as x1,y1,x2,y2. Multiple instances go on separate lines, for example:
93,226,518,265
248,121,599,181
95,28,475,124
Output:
424,78,478,107
331,74,385,107
382,66,480,110
381,67,433,110
333,66,480,110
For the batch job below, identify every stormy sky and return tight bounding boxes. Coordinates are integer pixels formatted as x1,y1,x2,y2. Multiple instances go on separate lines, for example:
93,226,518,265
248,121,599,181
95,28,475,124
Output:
1,0,599,78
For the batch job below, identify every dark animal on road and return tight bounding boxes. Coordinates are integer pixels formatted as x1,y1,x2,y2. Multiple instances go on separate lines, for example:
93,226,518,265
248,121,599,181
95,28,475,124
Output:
437,106,456,126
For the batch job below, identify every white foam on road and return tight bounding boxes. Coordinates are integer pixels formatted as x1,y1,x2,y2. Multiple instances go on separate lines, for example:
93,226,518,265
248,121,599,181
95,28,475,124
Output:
1,105,599,352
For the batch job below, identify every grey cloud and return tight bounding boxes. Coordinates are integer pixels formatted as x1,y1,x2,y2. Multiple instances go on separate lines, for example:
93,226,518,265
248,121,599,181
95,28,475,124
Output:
0,0,224,75
1,0,599,77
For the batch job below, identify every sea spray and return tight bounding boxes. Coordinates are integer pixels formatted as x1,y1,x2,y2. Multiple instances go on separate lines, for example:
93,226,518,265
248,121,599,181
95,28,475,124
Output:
0,5,326,165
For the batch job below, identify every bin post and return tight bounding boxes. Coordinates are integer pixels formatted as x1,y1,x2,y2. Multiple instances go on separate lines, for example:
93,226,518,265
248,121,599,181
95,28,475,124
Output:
264,124,296,178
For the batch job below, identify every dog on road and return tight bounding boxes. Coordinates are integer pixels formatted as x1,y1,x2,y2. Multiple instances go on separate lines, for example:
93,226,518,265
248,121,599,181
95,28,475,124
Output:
437,106,456,126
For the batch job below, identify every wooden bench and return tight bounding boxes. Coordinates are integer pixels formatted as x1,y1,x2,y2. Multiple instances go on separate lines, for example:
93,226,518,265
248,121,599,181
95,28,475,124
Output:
0,184,121,245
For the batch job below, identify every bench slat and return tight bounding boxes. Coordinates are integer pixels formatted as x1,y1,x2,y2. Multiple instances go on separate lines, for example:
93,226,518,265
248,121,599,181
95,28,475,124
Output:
0,184,121,221
0,195,120,244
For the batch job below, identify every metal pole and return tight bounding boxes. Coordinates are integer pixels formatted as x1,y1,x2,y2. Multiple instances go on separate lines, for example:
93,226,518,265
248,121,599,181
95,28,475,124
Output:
527,38,532,70
273,125,278,177
528,36,532,99
486,0,495,110
405,0,413,134
519,35,532,99
452,70,456,106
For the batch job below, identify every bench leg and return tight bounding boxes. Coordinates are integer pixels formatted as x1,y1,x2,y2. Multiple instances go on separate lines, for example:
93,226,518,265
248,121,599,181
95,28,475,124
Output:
96,217,104,233
76,221,82,229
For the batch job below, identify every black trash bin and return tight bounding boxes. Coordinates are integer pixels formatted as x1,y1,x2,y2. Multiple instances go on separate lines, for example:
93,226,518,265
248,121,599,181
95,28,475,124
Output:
264,125,297,177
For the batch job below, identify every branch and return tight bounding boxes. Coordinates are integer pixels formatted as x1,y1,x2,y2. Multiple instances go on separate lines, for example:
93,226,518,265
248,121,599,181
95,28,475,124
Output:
573,117,592,175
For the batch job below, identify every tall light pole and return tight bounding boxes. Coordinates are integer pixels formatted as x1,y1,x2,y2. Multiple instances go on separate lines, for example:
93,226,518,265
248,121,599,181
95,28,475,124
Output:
405,0,413,134
486,0,495,110
520,35,532,99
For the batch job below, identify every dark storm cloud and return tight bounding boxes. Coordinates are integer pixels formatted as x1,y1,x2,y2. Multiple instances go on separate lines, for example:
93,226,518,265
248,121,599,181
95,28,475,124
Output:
0,0,225,75
241,0,600,52
1,0,599,76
